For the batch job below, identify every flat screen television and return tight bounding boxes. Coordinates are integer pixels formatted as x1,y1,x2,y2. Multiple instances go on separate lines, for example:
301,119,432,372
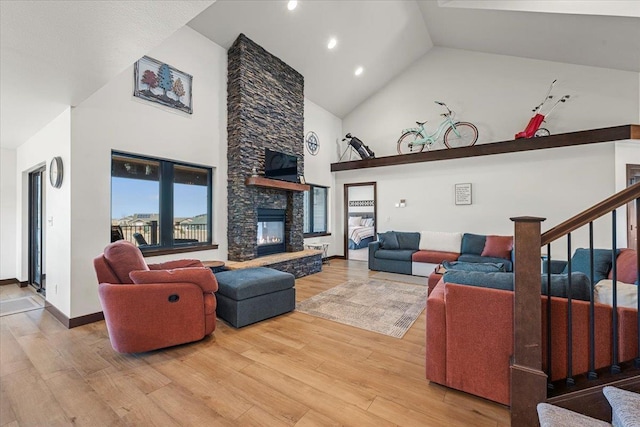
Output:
264,149,298,183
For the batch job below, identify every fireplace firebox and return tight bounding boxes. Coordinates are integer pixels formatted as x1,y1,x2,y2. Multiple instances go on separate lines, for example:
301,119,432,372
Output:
257,208,286,257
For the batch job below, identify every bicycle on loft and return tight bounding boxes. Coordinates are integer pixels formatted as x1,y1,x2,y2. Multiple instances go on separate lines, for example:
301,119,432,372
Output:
396,101,478,154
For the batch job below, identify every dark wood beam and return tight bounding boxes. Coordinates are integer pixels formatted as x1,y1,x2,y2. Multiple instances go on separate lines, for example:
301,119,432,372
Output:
331,125,639,172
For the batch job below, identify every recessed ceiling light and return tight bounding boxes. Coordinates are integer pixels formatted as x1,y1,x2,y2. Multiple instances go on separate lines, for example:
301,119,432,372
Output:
327,38,337,49
287,1,297,11
354,66,364,76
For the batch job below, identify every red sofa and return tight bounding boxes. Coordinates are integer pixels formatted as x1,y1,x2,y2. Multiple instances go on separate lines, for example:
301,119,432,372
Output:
426,249,638,406
94,241,218,353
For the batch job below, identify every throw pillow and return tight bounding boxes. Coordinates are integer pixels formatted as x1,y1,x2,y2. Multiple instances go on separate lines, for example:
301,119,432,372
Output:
419,231,462,253
442,260,506,272
594,279,637,309
396,232,421,250
348,216,362,227
460,233,486,255
481,235,513,259
378,231,399,250
562,248,614,284
608,249,638,285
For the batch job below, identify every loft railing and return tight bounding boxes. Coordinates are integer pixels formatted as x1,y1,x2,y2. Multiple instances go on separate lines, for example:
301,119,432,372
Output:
511,181,640,426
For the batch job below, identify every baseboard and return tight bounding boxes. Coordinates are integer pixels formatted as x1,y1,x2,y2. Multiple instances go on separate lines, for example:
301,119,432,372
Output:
45,303,104,329
330,255,346,260
0,278,19,286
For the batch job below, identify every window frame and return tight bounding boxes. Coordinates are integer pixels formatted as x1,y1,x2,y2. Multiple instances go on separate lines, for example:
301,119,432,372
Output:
111,151,215,255
303,183,330,238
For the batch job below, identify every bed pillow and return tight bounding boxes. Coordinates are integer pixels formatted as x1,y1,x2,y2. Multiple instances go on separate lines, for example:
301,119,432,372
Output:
481,235,513,259
362,218,374,227
562,248,614,284
348,216,362,227
419,231,462,253
594,279,637,309
378,231,399,250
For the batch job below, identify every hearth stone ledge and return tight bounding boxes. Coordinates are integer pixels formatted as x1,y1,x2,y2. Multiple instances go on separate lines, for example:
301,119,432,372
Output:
225,250,322,279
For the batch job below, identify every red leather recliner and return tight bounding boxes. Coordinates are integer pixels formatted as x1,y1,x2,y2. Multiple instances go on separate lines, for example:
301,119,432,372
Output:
94,240,218,353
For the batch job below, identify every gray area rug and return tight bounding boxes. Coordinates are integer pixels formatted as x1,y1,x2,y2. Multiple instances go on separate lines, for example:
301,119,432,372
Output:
0,296,43,317
371,271,427,286
296,279,427,338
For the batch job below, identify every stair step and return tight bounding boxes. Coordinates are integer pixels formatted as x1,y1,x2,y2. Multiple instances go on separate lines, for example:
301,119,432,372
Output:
603,387,640,427
537,403,611,427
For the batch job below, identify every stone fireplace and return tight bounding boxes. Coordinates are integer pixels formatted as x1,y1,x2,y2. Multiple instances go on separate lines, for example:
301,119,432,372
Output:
227,34,305,262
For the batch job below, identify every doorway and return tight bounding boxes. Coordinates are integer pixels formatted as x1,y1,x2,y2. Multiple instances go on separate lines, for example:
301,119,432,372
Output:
627,164,640,251
28,167,46,294
344,182,377,261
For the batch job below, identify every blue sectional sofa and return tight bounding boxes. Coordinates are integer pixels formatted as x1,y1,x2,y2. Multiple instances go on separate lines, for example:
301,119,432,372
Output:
368,231,514,277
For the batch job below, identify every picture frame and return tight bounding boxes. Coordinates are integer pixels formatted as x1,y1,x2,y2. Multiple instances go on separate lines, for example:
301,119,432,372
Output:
134,56,193,114
455,183,472,205
299,176,306,184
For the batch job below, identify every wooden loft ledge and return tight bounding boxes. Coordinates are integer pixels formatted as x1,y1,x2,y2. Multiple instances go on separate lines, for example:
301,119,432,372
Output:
331,124,640,172
245,176,310,192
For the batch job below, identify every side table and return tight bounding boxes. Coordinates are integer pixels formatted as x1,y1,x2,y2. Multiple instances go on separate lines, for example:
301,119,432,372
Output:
306,243,330,265
203,260,226,273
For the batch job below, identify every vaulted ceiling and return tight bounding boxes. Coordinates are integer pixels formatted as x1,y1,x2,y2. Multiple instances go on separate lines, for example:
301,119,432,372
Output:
1,0,639,149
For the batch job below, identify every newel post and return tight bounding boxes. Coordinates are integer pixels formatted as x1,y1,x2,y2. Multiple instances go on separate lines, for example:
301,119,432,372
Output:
510,216,548,426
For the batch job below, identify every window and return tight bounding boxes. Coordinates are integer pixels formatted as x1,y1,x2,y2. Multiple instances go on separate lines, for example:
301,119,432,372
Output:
303,184,328,236
111,152,212,251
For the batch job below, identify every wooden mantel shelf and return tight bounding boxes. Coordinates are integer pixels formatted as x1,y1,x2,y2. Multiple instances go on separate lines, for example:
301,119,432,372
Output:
331,124,640,172
245,176,310,192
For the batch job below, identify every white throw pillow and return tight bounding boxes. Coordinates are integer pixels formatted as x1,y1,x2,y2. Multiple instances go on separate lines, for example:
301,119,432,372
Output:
419,231,462,253
594,279,637,309
348,216,362,227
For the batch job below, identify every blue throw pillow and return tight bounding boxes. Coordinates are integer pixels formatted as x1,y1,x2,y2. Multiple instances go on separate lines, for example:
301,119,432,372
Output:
396,232,421,250
442,260,505,273
562,248,615,284
378,232,399,250
461,233,486,255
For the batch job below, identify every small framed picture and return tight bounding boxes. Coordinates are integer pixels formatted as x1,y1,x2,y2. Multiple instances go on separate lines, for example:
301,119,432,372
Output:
455,183,472,205
299,176,306,184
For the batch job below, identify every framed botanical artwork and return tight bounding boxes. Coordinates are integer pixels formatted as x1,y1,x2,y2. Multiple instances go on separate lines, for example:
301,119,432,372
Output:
134,56,193,114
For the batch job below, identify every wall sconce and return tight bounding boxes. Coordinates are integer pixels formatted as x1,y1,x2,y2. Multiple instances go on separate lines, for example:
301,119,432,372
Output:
395,199,406,208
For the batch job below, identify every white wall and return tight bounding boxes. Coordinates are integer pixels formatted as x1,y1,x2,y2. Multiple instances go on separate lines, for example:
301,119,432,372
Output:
334,143,629,259
303,98,342,255
336,47,639,258
343,47,639,157
69,27,227,317
0,148,17,280
15,108,72,314
615,140,640,247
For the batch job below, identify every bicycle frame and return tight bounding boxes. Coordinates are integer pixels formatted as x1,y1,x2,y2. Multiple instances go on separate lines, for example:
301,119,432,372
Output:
402,114,457,148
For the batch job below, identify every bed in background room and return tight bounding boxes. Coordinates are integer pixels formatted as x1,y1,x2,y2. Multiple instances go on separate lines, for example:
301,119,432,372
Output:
348,212,376,250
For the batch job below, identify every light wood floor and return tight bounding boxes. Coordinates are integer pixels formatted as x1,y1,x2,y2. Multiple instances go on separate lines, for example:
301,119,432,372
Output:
1,260,510,426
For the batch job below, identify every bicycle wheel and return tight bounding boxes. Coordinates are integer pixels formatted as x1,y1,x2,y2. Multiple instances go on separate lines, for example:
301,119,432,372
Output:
397,131,425,155
534,128,550,137
443,122,478,149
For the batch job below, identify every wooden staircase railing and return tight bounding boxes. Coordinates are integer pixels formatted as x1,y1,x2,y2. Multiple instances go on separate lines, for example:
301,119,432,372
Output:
511,180,640,426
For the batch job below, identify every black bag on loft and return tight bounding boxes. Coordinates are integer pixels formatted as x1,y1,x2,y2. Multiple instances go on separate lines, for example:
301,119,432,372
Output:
346,134,375,159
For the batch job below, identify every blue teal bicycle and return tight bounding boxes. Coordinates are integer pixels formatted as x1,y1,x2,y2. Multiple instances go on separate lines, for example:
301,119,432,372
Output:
397,101,478,154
